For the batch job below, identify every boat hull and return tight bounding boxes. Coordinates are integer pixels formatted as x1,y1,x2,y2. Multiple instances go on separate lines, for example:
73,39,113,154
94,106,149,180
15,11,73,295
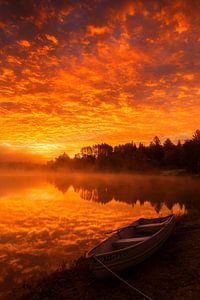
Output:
86,215,175,279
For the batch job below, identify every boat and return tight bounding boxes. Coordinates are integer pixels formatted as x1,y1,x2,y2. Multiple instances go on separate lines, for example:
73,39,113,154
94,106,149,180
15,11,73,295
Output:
85,214,175,279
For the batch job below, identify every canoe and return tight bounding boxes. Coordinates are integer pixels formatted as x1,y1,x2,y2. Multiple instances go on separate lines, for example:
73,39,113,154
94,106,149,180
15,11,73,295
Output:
85,214,175,279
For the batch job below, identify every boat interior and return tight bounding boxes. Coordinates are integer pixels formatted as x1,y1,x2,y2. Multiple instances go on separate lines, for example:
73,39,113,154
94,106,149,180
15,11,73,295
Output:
87,216,171,256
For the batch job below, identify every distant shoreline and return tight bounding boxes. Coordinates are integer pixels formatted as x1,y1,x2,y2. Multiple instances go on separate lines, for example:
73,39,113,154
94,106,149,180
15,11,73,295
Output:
0,165,199,177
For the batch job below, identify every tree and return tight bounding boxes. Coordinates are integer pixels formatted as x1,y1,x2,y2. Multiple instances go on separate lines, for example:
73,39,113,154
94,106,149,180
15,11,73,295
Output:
182,131,200,172
148,136,164,166
150,136,161,147
52,152,71,169
163,139,178,168
163,138,174,149
48,130,200,173
192,129,200,143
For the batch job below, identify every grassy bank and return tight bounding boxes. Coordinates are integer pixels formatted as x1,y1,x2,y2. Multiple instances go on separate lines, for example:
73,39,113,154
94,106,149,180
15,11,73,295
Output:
9,213,200,300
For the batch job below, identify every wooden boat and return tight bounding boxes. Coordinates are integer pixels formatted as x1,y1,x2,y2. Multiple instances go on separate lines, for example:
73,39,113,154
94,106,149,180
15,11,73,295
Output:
85,214,175,279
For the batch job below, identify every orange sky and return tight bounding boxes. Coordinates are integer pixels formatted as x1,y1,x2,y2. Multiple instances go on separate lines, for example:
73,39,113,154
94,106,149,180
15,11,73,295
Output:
0,0,200,161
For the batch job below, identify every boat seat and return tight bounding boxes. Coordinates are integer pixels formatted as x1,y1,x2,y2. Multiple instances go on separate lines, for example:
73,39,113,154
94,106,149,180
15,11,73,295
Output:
136,222,164,233
113,236,149,249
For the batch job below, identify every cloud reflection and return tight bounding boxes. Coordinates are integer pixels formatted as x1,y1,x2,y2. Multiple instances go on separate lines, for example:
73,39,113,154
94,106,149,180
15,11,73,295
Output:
1,172,199,296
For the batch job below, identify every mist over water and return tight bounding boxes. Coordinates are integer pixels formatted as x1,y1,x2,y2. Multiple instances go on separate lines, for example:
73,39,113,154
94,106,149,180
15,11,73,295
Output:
0,171,199,297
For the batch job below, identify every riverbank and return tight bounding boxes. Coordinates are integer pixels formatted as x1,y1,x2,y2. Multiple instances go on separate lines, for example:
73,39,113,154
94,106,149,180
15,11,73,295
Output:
9,213,200,300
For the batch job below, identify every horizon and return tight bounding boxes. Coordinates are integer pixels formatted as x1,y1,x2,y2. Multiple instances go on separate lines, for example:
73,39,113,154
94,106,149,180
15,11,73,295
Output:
0,128,198,165
0,0,200,161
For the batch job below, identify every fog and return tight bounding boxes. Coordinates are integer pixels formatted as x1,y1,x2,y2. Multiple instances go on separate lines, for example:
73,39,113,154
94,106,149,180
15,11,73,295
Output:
46,172,200,212
0,170,199,212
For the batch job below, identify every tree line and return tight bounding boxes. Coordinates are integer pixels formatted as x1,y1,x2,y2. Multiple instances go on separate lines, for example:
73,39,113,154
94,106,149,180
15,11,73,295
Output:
47,130,200,173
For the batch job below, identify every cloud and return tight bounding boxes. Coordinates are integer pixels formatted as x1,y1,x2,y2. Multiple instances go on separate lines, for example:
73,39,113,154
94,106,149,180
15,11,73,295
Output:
0,0,199,157
18,40,31,47
45,34,58,44
0,144,43,163
87,25,110,36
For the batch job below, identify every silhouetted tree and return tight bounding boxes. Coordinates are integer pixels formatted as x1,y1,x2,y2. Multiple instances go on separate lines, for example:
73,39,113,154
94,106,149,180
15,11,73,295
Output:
47,130,200,174
193,129,200,143
182,130,200,172
163,139,178,168
148,136,164,167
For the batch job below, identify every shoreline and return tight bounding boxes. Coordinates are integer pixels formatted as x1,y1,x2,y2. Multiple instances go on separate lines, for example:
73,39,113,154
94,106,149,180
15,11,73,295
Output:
9,213,200,300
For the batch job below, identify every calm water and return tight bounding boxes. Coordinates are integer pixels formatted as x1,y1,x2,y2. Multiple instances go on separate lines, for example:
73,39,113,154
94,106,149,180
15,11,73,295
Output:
0,172,200,297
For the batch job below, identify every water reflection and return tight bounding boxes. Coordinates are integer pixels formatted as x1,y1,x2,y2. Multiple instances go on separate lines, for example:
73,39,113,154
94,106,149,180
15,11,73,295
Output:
50,173,200,212
0,172,199,298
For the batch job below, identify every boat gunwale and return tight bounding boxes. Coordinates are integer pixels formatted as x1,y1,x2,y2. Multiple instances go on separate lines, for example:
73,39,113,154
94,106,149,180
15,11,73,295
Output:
90,223,174,271
86,214,174,259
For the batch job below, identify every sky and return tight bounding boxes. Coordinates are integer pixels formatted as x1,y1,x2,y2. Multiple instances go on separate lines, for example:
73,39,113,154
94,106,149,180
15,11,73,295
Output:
0,0,200,161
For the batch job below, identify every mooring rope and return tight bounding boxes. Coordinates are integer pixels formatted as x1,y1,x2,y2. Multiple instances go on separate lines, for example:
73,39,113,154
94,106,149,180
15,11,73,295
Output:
93,256,153,300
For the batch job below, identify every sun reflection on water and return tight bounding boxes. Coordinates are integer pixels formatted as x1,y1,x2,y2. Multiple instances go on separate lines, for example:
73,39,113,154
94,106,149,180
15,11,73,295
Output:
0,172,195,297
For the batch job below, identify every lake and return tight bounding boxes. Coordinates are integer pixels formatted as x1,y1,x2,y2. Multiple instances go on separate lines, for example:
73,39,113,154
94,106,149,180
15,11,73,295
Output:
0,172,200,298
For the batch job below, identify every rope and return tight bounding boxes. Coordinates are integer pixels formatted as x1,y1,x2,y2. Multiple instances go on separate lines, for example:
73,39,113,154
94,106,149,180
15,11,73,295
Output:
93,256,153,300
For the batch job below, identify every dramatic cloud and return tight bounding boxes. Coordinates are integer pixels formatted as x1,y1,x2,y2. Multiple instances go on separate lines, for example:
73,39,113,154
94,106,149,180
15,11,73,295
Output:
0,0,200,159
